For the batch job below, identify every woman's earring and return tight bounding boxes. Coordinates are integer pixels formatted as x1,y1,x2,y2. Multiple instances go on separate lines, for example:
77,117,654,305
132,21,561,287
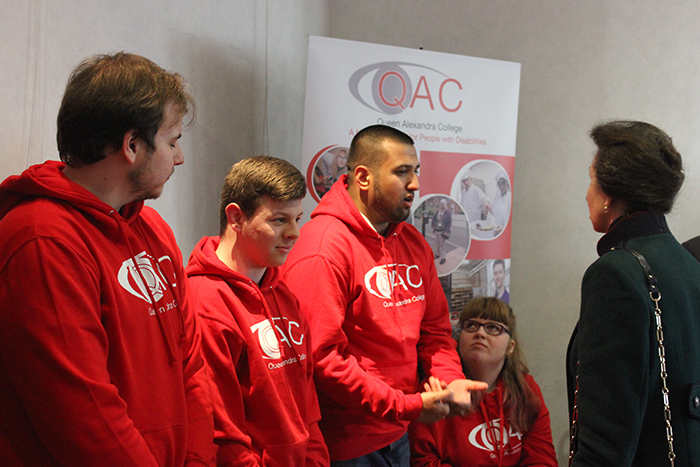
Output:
603,202,609,214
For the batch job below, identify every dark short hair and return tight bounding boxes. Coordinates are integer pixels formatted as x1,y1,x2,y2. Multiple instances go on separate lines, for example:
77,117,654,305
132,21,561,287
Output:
347,125,414,172
493,259,505,271
590,120,684,214
219,156,306,235
57,52,194,167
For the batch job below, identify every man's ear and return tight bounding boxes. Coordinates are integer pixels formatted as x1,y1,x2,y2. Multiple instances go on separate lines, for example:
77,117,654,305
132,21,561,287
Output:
121,130,142,165
354,165,372,192
225,203,246,232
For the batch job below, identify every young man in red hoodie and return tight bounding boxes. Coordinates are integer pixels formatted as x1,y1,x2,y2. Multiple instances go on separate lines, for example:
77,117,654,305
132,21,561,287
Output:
283,125,488,466
186,156,330,466
0,53,216,466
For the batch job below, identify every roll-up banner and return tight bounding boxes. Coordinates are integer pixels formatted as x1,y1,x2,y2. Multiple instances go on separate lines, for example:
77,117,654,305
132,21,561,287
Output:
301,36,520,333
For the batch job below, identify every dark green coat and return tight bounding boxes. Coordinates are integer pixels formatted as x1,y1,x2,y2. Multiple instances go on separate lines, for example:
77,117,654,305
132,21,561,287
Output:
567,213,700,467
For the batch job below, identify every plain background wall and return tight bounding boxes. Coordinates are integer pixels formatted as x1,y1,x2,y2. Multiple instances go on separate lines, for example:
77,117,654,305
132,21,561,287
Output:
3,1,700,465
1,0,328,254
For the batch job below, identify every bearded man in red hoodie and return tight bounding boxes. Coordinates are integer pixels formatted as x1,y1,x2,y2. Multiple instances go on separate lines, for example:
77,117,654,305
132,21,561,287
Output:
0,52,216,466
283,125,488,466
186,156,330,466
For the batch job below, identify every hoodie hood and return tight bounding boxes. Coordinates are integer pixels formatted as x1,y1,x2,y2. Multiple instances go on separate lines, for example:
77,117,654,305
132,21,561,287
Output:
185,235,326,465
0,161,143,233
282,174,465,460
0,161,182,365
187,235,306,370
186,236,282,317
0,161,214,466
312,174,405,240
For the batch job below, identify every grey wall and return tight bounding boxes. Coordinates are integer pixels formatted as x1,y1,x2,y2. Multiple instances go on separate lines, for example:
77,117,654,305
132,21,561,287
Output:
328,1,700,464
3,1,700,465
1,0,328,256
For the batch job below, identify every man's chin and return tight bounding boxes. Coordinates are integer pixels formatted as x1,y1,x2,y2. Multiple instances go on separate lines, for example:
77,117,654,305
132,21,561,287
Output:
377,205,412,225
396,208,411,223
133,187,164,203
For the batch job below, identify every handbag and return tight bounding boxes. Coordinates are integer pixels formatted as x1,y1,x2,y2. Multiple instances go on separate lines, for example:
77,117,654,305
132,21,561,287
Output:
568,248,676,466
441,231,450,239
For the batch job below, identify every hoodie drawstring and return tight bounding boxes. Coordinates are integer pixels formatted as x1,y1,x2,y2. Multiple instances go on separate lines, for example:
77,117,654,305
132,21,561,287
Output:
248,278,304,365
113,211,179,365
140,230,187,346
478,384,507,467
379,231,405,340
269,284,303,363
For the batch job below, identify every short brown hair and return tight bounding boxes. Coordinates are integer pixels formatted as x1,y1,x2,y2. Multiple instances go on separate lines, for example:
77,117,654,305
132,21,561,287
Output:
493,259,505,271
57,52,194,167
347,125,414,173
219,156,306,235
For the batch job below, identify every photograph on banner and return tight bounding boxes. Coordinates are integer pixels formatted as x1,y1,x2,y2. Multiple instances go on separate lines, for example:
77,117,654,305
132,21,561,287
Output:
443,258,511,337
419,151,514,261
451,159,511,240
410,194,470,277
308,145,349,202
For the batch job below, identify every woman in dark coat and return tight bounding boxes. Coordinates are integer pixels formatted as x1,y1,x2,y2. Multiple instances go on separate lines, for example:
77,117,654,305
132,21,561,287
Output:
567,120,700,467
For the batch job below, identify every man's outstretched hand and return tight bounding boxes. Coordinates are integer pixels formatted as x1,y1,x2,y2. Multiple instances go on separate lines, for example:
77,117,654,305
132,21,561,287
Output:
446,378,489,416
417,376,488,422
417,376,451,423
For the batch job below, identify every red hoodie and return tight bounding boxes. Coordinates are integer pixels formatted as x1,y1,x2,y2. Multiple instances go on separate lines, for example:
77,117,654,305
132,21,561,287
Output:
0,161,216,466
408,375,558,467
282,176,465,461
186,236,329,466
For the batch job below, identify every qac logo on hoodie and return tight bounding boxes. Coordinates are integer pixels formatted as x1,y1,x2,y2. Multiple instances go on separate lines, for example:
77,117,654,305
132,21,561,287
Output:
468,418,523,456
118,251,177,315
364,263,424,300
250,317,305,363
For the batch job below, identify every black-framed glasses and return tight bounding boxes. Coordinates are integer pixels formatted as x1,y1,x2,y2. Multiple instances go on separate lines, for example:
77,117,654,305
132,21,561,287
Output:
461,319,511,336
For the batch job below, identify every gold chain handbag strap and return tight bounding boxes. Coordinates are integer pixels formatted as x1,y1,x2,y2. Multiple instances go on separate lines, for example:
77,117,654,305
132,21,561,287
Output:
569,248,675,466
568,365,579,466
626,249,675,466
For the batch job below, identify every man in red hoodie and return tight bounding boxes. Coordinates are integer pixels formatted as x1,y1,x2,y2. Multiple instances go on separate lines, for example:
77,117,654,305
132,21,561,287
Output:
186,156,330,466
283,125,488,465
0,53,216,466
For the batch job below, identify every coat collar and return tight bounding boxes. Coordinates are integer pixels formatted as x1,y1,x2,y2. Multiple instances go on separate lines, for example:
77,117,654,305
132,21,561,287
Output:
596,212,670,256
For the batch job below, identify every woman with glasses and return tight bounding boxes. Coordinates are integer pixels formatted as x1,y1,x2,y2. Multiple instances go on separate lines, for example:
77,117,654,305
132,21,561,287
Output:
409,297,557,466
567,121,700,466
